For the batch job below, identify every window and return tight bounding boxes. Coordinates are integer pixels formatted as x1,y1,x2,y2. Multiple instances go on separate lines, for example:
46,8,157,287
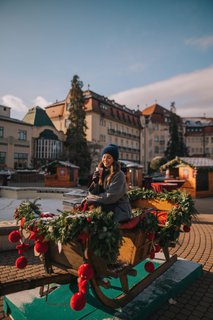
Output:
100,103,108,110
99,134,106,142
18,130,27,141
14,153,28,160
14,153,28,169
0,152,6,164
0,127,4,137
100,118,106,126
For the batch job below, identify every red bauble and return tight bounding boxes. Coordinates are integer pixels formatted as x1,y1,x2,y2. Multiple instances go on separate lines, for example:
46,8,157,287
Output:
15,256,28,269
8,230,21,243
183,225,191,232
34,241,48,254
78,231,89,243
78,263,93,280
70,292,86,311
145,261,155,273
154,243,161,253
78,278,88,294
146,232,155,241
149,249,155,259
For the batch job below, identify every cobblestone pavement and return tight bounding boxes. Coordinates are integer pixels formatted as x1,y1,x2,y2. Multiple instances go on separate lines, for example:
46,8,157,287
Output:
0,208,213,319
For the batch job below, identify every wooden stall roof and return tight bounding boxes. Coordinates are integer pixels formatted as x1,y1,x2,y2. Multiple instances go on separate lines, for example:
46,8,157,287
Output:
160,157,213,170
42,160,79,169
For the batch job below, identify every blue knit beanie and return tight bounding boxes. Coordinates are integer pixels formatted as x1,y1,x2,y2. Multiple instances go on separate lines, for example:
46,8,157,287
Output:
101,144,119,161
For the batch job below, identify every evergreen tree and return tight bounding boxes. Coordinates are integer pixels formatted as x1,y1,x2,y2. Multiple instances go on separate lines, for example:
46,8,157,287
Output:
165,109,188,160
65,75,91,179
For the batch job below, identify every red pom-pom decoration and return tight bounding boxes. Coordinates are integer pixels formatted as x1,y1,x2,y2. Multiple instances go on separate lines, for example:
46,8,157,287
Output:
146,232,155,241
154,243,161,253
78,231,89,243
78,278,88,294
15,256,28,269
34,241,48,254
78,263,93,280
70,292,86,311
8,230,21,243
145,261,155,273
183,225,191,232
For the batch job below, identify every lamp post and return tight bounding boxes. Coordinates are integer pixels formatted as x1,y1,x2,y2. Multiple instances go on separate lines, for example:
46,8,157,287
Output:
144,115,150,174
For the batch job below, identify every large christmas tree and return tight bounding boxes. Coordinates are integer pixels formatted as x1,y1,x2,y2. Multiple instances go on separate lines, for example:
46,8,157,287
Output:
165,106,188,160
65,75,91,180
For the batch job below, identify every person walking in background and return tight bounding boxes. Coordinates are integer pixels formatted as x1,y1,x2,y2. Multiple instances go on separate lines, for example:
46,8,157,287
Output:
85,144,132,223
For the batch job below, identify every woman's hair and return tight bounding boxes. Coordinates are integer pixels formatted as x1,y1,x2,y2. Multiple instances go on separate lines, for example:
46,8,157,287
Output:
98,160,121,185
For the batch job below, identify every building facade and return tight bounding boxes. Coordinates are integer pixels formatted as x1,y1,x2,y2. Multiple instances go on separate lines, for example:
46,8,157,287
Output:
45,89,141,171
0,105,65,169
183,117,213,158
23,106,65,167
140,103,184,172
0,105,33,169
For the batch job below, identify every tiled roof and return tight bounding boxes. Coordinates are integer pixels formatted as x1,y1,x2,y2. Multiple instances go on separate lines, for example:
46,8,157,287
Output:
45,104,65,118
23,106,55,127
142,103,181,125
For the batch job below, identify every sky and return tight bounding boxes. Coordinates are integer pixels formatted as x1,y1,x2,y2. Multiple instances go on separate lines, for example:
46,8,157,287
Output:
0,0,213,120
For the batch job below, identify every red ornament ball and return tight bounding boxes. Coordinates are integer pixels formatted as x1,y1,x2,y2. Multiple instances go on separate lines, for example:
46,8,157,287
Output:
78,263,93,280
183,225,191,232
34,241,48,254
145,261,155,273
15,256,28,269
154,243,161,253
70,292,86,311
8,230,21,243
78,231,89,243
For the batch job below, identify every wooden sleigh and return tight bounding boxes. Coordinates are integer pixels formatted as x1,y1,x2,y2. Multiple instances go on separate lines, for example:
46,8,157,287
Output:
40,198,178,309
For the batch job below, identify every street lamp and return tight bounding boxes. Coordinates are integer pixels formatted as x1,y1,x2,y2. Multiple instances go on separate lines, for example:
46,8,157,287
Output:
144,115,150,174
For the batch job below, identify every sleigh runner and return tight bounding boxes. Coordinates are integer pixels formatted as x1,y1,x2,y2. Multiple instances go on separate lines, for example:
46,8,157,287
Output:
40,221,177,308
9,189,197,310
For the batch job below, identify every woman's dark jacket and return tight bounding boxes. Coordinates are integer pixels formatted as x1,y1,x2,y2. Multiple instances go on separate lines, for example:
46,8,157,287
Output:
86,170,132,223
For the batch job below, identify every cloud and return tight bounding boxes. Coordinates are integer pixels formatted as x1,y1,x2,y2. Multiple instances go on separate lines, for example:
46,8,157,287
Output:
0,95,28,114
185,35,213,49
109,66,213,117
32,96,52,108
0,94,52,119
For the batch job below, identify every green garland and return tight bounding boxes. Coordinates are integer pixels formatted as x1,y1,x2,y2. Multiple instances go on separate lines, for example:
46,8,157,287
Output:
14,202,122,264
128,188,197,246
14,189,197,262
